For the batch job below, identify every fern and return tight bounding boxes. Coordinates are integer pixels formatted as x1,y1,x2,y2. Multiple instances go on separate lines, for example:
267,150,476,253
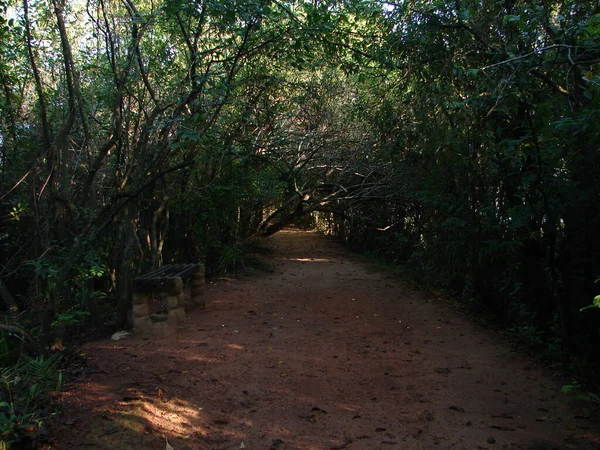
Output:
19,354,61,389
0,353,62,445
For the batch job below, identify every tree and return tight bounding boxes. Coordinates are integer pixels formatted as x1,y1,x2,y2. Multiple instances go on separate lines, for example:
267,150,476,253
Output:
1,0,598,374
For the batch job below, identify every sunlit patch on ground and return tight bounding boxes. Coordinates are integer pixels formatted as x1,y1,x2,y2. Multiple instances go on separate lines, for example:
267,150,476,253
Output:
292,257,331,262
228,343,245,350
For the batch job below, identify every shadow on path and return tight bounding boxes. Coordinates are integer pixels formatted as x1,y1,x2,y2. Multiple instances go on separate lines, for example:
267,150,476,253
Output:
47,229,600,450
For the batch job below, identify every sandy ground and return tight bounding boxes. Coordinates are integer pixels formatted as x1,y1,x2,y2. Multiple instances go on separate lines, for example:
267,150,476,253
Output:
45,229,600,450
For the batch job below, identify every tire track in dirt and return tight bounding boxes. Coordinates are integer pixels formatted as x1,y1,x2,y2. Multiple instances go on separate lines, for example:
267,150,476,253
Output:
48,229,599,449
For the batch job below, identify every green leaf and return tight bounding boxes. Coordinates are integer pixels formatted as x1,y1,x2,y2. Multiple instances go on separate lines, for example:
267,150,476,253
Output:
503,15,520,24
580,295,600,312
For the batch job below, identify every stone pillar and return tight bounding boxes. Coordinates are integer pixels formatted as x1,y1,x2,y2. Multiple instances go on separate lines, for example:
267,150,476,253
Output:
131,264,206,336
190,264,206,308
132,291,152,335
167,306,186,329
163,277,185,329
165,278,182,312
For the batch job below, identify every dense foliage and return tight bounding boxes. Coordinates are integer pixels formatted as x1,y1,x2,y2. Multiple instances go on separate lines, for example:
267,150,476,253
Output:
0,2,599,440
329,0,600,372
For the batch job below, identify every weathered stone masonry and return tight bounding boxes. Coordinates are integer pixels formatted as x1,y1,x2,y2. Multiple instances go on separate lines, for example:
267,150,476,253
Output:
131,263,205,336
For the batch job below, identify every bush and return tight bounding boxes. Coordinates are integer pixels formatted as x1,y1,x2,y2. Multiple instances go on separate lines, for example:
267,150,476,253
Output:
0,353,62,448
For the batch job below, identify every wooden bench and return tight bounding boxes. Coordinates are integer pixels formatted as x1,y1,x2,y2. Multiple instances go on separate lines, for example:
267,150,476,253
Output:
131,263,205,336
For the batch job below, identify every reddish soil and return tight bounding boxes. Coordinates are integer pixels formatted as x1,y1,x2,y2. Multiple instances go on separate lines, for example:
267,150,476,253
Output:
47,229,600,450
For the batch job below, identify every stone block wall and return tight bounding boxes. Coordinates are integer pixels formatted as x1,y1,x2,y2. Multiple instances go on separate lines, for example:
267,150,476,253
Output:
131,263,205,336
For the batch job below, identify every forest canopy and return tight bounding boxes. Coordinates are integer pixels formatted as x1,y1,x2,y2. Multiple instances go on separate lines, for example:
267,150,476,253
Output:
0,0,599,374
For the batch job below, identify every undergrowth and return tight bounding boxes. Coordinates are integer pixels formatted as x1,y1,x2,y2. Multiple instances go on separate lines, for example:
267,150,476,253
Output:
0,344,62,448
216,240,274,276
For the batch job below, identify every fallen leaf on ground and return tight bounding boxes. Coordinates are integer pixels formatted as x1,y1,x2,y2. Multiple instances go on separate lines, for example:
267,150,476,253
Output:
449,405,465,412
212,419,229,425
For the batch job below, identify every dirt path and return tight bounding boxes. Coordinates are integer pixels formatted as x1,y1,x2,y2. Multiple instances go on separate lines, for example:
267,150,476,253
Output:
48,229,599,450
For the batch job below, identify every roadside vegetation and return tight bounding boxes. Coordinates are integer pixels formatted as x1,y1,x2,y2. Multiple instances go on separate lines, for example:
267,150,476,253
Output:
1,0,598,446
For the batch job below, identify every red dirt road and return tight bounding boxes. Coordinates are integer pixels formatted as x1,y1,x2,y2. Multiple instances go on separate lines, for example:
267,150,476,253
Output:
48,229,600,449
